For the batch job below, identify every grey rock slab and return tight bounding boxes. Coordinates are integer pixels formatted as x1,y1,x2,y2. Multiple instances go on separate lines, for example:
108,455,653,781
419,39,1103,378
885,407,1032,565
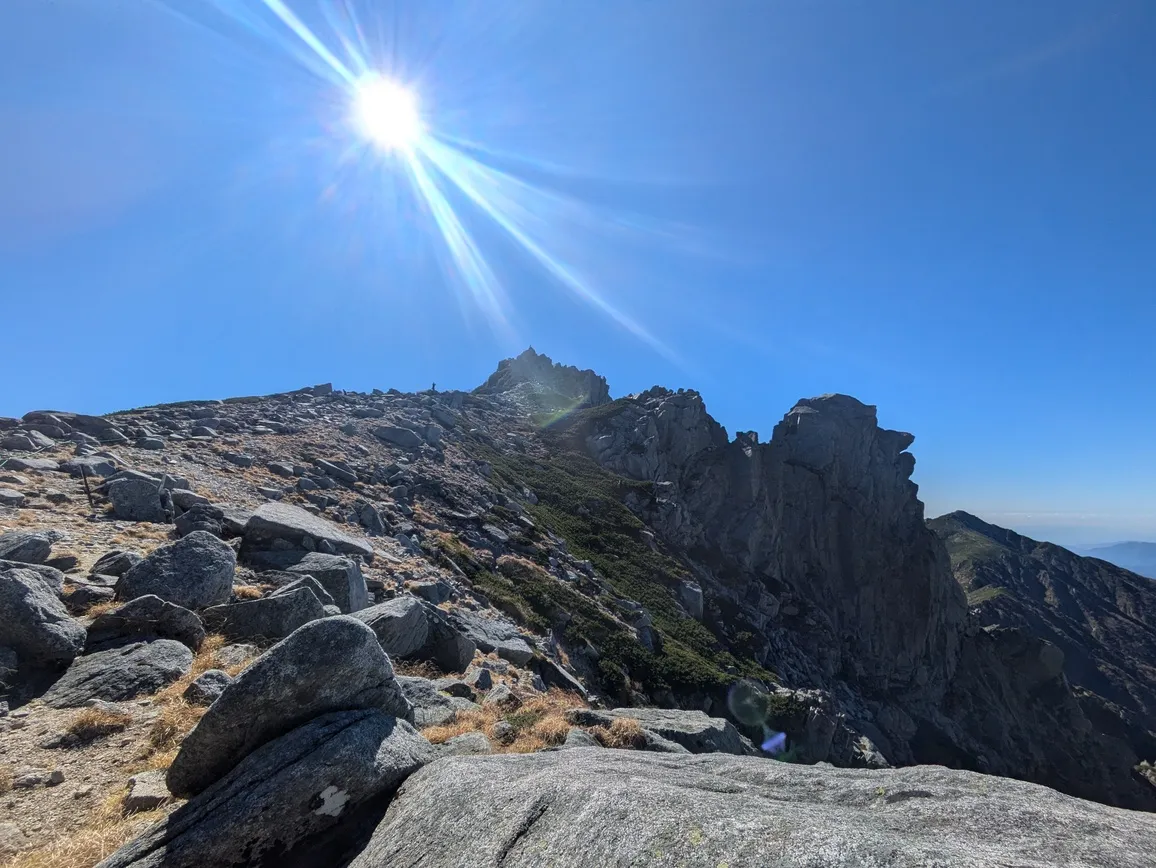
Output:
90,550,143,578
436,731,491,756
373,425,424,449
166,615,413,797
170,489,209,510
183,669,233,706
108,478,169,523
352,596,429,659
116,531,235,610
4,457,59,472
0,567,86,665
201,588,326,642
560,727,602,749
64,584,116,611
61,456,118,477
123,770,170,812
0,489,25,507
348,750,1156,868
242,502,373,558
569,707,757,756
268,575,336,608
98,710,434,868
315,459,357,484
397,676,461,728
0,531,53,564
408,579,451,604
43,639,193,708
285,552,368,613
447,611,534,666
0,560,65,595
86,595,205,651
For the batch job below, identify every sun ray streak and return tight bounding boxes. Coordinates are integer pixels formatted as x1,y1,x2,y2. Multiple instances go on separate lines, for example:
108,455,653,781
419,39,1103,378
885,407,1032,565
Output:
259,0,357,84
318,0,370,78
403,152,511,334
416,137,673,358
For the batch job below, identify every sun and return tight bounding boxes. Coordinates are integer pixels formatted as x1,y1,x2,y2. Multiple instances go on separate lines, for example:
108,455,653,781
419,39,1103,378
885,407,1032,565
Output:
353,75,422,151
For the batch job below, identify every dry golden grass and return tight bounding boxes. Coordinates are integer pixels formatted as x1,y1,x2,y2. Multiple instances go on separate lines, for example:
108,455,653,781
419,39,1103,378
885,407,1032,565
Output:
110,524,172,547
0,762,13,795
64,708,133,743
530,714,571,746
589,717,647,749
84,601,120,618
421,689,586,755
3,788,167,868
392,658,445,679
146,703,205,756
421,707,499,745
135,634,249,768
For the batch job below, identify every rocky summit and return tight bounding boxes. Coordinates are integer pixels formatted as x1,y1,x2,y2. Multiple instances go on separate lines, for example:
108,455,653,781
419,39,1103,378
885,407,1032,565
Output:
0,350,1153,867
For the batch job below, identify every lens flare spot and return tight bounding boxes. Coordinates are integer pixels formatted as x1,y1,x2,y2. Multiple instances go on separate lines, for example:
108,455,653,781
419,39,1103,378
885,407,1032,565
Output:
354,75,422,151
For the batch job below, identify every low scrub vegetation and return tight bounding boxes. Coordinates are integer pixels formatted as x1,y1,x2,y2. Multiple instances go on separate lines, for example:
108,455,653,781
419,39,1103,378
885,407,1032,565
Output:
458,427,772,701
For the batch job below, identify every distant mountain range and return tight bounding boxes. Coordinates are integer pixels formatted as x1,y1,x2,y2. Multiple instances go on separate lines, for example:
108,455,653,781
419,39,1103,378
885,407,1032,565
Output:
929,511,1156,765
1081,541,1156,579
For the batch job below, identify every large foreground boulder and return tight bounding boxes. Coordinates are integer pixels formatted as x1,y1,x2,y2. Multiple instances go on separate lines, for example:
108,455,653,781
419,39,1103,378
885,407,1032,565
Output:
116,531,235,610
348,750,1156,868
166,616,412,797
0,567,86,665
43,639,193,707
97,710,434,868
241,502,373,559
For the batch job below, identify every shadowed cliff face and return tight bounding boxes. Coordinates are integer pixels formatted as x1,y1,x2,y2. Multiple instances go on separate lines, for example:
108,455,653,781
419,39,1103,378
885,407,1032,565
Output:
586,389,966,701
930,511,1156,786
573,384,1155,809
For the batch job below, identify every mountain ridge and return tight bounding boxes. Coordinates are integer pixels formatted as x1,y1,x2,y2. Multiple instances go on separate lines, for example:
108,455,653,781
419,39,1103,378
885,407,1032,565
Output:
2,349,1154,865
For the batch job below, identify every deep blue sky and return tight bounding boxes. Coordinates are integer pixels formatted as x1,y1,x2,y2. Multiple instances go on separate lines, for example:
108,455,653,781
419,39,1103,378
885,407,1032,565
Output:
2,1,1153,545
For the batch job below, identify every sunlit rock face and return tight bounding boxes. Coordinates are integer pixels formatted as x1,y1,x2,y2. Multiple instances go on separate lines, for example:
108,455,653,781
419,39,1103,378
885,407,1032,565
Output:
474,347,610,408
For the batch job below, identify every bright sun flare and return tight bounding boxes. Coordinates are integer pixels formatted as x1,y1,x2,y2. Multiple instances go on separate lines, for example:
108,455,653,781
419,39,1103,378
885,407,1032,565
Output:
354,75,422,151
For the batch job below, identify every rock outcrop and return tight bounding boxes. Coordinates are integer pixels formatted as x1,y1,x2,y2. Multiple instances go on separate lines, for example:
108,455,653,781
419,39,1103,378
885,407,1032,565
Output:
475,347,610,408
116,532,235,610
43,639,193,707
347,749,1156,868
0,566,86,666
167,616,412,797
99,710,433,868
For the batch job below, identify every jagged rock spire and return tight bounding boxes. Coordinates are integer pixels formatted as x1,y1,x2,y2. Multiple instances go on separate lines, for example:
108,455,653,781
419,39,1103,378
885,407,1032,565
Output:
474,348,611,407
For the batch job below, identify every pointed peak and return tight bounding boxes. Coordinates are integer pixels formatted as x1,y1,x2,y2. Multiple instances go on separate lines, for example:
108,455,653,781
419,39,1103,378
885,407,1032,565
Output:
475,349,611,407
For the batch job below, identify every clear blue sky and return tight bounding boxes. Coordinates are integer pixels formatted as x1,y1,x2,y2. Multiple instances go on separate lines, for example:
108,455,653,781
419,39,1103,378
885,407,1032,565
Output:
1,1,1153,545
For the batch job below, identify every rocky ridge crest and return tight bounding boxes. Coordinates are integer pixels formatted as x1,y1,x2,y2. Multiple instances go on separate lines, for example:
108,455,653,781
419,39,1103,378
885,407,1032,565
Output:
0,348,1153,866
